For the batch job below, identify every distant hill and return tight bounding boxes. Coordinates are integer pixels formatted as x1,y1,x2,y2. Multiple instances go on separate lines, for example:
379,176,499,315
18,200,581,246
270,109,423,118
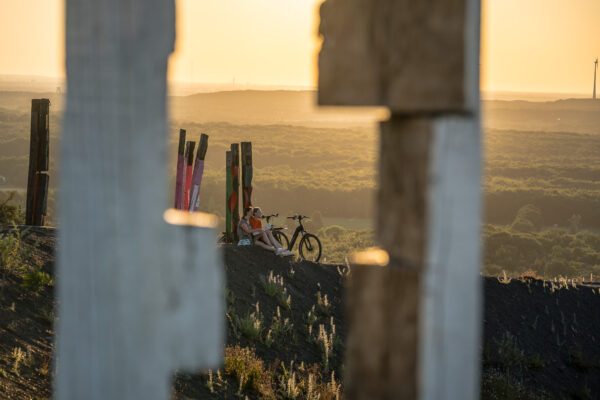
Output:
2,88,600,132
483,98,600,134
170,90,385,127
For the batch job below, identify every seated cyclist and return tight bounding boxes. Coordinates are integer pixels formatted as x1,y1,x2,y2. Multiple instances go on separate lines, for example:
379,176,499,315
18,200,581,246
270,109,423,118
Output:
250,206,292,257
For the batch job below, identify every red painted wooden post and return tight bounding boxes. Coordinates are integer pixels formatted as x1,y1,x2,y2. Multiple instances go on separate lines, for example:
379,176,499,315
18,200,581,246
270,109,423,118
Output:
189,134,209,211
184,141,196,211
230,144,240,241
174,129,186,209
241,142,253,211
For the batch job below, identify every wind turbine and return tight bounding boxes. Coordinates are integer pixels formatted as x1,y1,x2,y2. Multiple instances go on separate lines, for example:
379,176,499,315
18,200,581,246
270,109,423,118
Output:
594,58,598,100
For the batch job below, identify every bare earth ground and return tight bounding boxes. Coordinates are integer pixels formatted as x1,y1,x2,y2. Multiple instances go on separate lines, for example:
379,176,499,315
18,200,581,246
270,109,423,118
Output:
1,227,599,399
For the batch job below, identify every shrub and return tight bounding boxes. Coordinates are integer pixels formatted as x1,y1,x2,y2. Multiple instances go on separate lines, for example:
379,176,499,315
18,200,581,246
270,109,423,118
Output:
511,204,542,232
21,270,53,293
315,318,336,371
0,192,24,225
319,225,346,240
0,230,23,271
234,302,263,342
262,271,285,298
265,306,293,347
315,290,331,316
261,271,292,310
224,346,274,398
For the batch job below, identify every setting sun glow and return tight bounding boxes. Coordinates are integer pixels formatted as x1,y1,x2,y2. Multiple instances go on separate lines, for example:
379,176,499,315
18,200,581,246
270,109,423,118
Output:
1,0,599,94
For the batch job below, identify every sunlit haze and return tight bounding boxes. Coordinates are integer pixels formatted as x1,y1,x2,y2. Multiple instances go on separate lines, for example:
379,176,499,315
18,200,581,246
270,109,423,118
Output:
1,0,599,94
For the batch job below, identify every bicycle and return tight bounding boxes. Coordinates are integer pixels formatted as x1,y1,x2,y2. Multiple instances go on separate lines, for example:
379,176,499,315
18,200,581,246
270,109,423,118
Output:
258,213,286,246
265,214,322,262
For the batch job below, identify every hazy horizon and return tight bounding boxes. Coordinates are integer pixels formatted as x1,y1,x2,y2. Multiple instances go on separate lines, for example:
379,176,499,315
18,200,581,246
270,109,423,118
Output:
0,74,592,102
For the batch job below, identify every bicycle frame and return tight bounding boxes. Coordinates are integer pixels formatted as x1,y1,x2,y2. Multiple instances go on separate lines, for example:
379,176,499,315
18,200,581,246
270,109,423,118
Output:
285,222,306,251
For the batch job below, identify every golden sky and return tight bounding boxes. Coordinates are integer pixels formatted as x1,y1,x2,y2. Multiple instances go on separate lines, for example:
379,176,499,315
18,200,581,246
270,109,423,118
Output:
0,0,599,94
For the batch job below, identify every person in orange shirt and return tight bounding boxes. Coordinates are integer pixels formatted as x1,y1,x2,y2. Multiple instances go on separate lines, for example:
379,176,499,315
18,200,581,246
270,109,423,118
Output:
251,207,292,256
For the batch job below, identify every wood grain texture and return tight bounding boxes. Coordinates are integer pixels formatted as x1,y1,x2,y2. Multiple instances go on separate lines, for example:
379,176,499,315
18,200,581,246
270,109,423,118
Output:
318,0,480,113
369,116,481,400
57,1,224,398
34,172,49,226
377,117,431,267
420,117,482,400
26,99,50,225
345,266,419,400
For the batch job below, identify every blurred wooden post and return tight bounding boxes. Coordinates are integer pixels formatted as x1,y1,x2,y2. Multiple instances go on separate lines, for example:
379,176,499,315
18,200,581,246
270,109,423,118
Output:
58,1,224,399
319,0,482,399
26,98,50,226
225,151,233,242
174,129,186,209
184,141,195,210
189,134,209,211
230,143,240,241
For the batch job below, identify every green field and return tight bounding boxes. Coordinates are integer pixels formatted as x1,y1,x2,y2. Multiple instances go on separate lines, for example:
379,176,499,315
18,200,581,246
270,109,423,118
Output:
2,90,600,276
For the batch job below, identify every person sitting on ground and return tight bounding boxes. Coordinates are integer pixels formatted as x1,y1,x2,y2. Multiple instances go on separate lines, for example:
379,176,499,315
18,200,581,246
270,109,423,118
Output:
238,206,286,255
251,207,292,256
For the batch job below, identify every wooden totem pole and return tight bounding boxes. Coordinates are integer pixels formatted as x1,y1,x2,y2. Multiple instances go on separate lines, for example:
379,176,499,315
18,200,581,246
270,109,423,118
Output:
229,143,241,241
225,150,233,242
319,0,483,398
189,134,209,211
174,129,186,209
241,142,253,211
183,141,196,211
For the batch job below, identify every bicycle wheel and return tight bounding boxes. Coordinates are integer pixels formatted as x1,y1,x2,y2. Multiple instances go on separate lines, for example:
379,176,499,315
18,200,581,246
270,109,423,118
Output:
273,230,290,250
299,233,322,262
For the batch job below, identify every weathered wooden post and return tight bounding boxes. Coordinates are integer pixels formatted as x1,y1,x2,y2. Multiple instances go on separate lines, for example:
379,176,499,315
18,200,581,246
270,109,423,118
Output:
34,172,50,226
26,98,50,226
189,134,209,211
319,0,482,398
225,150,233,242
58,1,224,399
241,142,253,211
184,141,196,210
230,143,240,241
175,129,186,209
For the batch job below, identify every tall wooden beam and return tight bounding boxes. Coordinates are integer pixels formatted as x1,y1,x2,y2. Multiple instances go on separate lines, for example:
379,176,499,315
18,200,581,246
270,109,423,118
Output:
174,129,186,209
58,1,224,398
26,98,50,226
230,143,240,241
189,134,209,211
184,141,196,211
319,0,482,398
241,142,253,211
225,151,233,242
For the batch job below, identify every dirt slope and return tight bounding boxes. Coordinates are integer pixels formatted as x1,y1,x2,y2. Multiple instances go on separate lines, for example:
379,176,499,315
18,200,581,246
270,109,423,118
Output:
1,227,599,399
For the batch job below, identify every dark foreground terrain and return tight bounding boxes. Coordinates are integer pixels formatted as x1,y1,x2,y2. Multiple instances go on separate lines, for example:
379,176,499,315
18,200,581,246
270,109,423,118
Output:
1,227,599,399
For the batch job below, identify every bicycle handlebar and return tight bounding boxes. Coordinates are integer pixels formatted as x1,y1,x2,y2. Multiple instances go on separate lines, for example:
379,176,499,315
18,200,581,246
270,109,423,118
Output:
287,215,310,221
